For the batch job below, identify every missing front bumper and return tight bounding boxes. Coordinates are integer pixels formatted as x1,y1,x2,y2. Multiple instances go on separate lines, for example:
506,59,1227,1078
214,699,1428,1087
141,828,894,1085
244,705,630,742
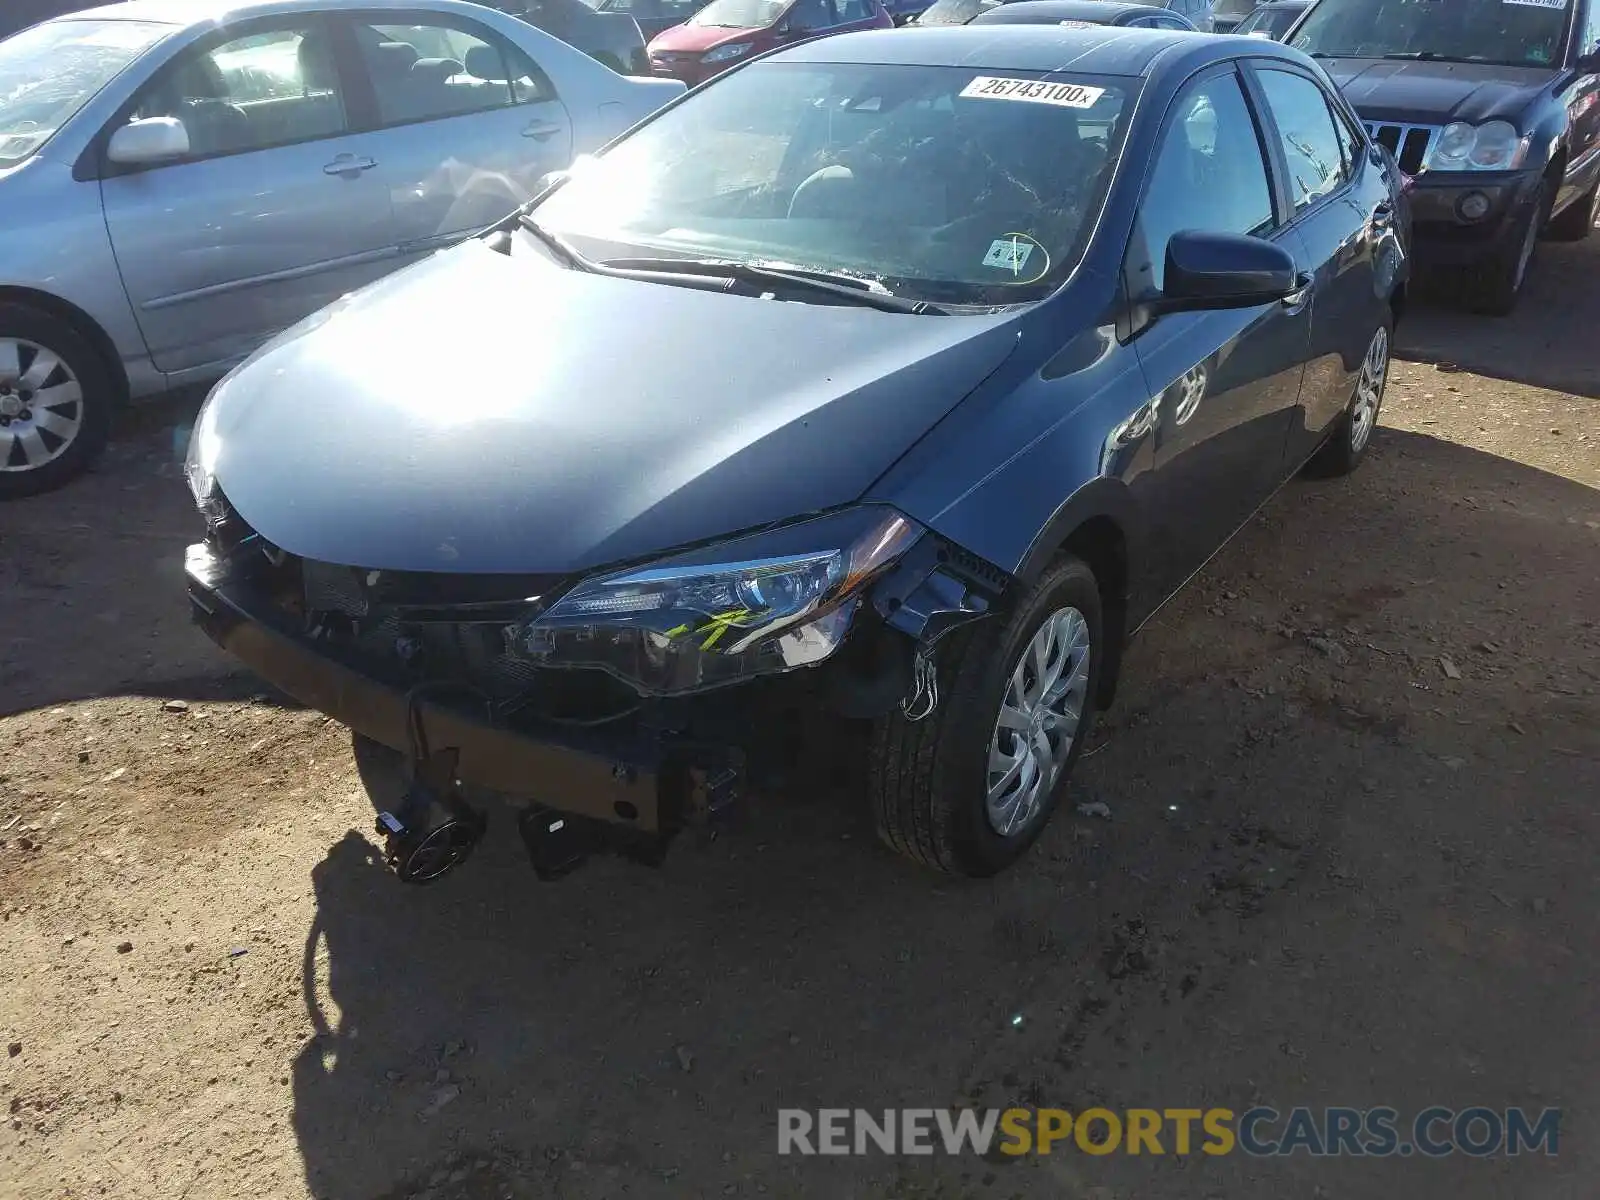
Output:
187,553,741,836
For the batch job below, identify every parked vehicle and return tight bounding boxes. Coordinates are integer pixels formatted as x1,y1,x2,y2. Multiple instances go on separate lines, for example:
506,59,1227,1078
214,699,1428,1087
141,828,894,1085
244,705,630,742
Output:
185,25,1410,884
1231,0,1306,39
1287,0,1600,313
646,0,892,87
593,0,713,41
0,0,115,42
970,0,1197,31
912,0,1207,28
0,0,682,498
489,0,653,73
1210,0,1255,34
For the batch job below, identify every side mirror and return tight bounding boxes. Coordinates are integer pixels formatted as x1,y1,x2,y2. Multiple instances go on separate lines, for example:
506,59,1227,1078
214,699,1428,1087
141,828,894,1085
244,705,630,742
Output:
1575,49,1600,74
107,116,190,166
1159,229,1299,311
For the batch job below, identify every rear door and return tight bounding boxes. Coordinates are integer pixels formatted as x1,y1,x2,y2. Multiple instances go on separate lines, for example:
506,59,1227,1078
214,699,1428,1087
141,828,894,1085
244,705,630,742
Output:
1125,64,1312,599
336,10,573,262
99,16,399,375
1245,62,1389,465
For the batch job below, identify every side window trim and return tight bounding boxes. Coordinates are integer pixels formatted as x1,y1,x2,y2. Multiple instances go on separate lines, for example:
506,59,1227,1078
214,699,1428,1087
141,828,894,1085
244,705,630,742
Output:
1240,59,1355,225
337,7,555,134
93,12,351,179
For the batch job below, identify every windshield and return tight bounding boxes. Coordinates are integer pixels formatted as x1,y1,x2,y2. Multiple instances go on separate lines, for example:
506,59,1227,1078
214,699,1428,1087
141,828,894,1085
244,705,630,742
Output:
534,61,1133,307
1236,4,1304,35
1291,0,1573,68
914,0,1000,23
689,0,787,26
0,19,168,165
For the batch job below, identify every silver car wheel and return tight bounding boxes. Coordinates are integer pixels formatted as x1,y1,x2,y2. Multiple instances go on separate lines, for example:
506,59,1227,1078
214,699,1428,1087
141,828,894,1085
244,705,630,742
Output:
1350,325,1388,455
985,605,1092,838
0,337,84,474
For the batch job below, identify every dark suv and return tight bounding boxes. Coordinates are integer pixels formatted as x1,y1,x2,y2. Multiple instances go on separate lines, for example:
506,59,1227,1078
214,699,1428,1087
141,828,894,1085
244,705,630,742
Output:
1287,0,1600,313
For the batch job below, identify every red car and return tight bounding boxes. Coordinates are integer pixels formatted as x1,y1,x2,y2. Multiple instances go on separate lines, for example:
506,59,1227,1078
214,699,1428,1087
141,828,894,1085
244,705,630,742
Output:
647,0,892,87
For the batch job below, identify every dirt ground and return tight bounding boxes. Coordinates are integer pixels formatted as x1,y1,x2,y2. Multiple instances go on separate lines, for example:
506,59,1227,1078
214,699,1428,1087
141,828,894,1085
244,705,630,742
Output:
2,232,1598,1200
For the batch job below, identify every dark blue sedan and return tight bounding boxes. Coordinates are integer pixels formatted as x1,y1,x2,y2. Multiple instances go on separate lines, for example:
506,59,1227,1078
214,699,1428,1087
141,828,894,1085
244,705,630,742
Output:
969,0,1197,29
185,26,1410,883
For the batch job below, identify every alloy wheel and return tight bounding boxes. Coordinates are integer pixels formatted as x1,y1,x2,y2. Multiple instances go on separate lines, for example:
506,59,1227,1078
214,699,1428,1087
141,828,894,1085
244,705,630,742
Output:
0,337,84,474
1350,325,1388,455
985,605,1092,837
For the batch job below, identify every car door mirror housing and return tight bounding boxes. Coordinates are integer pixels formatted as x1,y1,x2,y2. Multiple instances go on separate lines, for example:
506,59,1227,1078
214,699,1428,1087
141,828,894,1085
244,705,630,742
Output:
107,117,191,166
1158,230,1298,312
1575,49,1600,74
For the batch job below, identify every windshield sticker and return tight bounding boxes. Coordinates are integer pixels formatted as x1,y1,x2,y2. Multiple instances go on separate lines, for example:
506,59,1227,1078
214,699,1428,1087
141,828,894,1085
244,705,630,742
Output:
982,234,1050,283
959,77,1107,108
1502,0,1565,8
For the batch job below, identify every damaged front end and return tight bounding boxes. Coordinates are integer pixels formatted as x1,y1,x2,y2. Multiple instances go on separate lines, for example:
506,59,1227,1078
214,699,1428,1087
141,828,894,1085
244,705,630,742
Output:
185,492,1005,884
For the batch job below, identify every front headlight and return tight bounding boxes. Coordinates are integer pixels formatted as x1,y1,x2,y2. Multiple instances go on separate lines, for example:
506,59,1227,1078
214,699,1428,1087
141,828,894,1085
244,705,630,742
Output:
1426,120,1529,172
183,388,226,525
702,41,752,63
511,507,922,695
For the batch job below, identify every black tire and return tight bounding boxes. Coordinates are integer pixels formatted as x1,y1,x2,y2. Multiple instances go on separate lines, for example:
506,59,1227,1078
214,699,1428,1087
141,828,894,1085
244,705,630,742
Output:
868,556,1103,877
0,303,114,500
1462,181,1548,316
1305,317,1392,478
1544,180,1598,243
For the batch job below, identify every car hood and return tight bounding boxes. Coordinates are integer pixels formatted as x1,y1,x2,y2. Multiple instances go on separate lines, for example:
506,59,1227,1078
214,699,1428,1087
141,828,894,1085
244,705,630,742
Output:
649,21,765,51
205,238,1019,575
1322,58,1554,126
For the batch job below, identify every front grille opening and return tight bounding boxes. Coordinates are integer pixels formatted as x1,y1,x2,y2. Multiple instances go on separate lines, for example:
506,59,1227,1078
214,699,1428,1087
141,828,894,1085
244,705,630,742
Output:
1365,122,1436,175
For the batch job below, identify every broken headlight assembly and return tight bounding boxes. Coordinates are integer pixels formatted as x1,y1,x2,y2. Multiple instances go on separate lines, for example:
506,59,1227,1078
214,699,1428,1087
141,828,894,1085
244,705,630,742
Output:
510,506,922,696
183,387,227,527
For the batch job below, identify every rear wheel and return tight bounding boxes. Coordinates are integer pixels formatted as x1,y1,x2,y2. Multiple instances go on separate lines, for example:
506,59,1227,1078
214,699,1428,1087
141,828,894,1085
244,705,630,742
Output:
1545,180,1598,242
868,556,1102,877
1305,320,1390,478
0,304,113,500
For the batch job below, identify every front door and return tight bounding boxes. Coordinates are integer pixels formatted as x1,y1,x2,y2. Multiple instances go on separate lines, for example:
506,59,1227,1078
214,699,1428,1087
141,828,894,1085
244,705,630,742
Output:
1125,66,1311,601
341,12,574,261
100,17,400,375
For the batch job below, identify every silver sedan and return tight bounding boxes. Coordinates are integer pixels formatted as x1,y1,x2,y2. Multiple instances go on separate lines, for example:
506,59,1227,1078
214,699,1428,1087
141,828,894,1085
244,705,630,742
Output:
0,0,684,497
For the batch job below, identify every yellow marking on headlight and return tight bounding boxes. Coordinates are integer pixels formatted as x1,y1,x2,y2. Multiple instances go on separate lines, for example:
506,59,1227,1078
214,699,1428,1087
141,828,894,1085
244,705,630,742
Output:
697,608,753,650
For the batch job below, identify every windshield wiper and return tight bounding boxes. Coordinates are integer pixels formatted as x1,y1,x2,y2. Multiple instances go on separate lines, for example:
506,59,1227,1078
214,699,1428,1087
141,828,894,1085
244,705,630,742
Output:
599,257,949,314
516,213,593,272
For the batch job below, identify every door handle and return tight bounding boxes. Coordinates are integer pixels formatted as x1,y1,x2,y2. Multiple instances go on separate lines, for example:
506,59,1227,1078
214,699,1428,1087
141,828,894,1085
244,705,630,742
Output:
522,120,563,141
323,154,377,176
1280,271,1313,311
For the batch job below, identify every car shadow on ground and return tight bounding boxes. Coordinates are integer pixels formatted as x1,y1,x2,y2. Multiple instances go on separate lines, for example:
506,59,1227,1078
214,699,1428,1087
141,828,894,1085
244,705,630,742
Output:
287,428,1599,1199
1398,238,1600,399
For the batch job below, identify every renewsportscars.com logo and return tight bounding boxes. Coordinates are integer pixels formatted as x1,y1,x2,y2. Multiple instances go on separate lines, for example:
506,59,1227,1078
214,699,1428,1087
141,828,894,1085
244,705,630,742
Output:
777,1107,1560,1158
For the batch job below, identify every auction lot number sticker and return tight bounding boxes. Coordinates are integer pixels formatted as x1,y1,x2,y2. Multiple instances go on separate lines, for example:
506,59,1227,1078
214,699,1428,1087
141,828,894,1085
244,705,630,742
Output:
960,76,1107,108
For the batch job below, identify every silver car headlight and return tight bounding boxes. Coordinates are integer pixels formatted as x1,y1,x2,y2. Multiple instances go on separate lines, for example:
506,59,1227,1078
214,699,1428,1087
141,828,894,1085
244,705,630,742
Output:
1426,120,1530,171
510,506,923,695
183,387,226,525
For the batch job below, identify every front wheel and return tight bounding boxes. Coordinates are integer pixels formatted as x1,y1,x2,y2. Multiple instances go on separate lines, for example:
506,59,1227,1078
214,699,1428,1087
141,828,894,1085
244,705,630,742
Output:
1545,180,1598,242
1463,182,1547,316
0,304,114,500
868,556,1102,877
1305,319,1391,478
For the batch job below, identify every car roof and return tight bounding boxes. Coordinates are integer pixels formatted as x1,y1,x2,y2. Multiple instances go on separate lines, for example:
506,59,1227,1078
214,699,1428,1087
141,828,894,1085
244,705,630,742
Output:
772,23,1300,76
55,0,510,26
973,0,1182,24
